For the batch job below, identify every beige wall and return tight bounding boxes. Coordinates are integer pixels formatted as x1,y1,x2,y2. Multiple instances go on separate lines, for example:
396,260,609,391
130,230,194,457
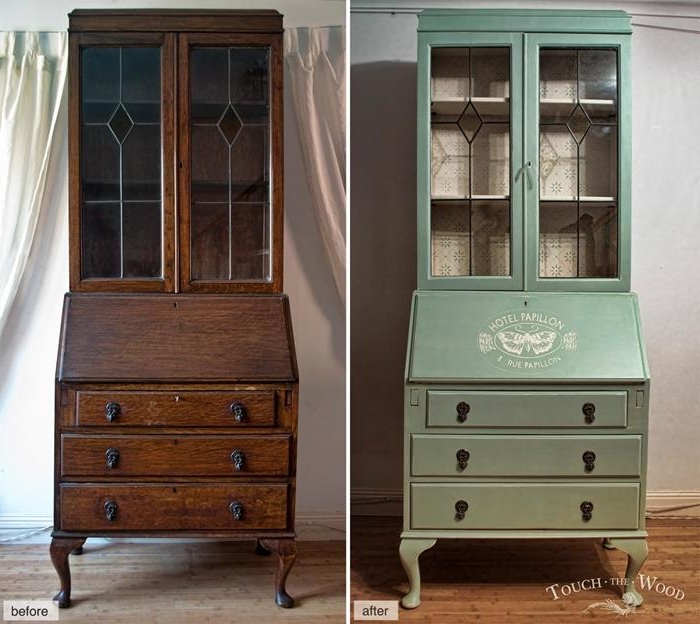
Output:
350,1,700,512
0,0,346,527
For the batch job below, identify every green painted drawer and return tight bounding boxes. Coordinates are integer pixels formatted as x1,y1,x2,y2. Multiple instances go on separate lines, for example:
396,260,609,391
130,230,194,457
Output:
410,483,640,530
411,435,641,477
426,391,627,428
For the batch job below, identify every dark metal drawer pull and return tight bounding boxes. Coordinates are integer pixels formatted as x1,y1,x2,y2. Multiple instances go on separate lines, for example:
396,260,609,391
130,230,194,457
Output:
582,402,596,424
105,401,121,422
230,402,246,423
456,449,470,470
104,500,118,522
455,500,469,520
580,500,594,522
230,450,245,471
229,501,244,521
105,448,120,469
582,450,596,472
456,402,470,423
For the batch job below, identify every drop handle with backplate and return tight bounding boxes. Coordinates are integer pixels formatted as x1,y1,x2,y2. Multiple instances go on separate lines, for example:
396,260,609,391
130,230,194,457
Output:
456,449,470,470
455,500,469,520
105,448,120,469
230,450,245,471
580,501,594,522
105,401,121,422
582,402,596,424
582,450,596,472
456,402,470,423
104,500,118,522
230,402,246,423
230,501,244,521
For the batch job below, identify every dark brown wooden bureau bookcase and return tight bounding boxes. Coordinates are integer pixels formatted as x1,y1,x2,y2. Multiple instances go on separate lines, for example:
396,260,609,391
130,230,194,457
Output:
50,9,299,609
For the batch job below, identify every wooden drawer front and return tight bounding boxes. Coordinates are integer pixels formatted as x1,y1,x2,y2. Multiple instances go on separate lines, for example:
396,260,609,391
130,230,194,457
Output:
426,391,627,428
410,483,640,530
60,484,288,531
61,434,290,478
411,435,641,477
75,391,276,427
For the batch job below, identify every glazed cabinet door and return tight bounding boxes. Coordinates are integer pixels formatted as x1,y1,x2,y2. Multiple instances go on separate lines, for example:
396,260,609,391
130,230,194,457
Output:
178,33,283,293
525,34,631,291
69,33,175,292
417,32,523,290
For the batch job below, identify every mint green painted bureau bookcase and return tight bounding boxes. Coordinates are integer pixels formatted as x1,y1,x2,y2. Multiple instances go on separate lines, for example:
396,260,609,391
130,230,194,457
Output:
400,9,650,609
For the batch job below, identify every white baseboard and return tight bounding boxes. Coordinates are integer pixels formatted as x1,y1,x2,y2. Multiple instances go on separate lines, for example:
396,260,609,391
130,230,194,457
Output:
351,489,700,518
0,512,346,543
350,488,403,516
645,491,700,517
0,515,53,530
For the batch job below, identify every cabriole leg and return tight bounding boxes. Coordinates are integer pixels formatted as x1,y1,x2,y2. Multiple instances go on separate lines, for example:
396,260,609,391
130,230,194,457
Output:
606,537,648,606
602,538,615,550
259,538,297,608
50,537,86,608
399,538,436,609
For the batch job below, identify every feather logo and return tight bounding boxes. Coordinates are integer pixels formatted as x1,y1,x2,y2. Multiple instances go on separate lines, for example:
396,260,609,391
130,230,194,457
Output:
583,599,637,617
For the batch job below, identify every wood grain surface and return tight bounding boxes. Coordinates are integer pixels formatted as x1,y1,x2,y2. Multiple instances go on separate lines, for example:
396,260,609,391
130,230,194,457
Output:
352,516,700,623
60,484,289,532
74,390,277,427
69,10,284,34
1,539,343,622
61,434,290,478
57,294,297,382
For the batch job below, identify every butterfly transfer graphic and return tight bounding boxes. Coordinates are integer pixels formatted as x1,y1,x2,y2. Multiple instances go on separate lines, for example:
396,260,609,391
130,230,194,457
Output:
495,324,558,356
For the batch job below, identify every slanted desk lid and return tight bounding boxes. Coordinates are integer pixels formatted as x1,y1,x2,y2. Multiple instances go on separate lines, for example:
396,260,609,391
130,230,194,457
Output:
58,294,297,383
407,292,648,383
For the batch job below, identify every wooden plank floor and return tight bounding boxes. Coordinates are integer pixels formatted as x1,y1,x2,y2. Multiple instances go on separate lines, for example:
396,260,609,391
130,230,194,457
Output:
352,517,700,623
1,539,345,623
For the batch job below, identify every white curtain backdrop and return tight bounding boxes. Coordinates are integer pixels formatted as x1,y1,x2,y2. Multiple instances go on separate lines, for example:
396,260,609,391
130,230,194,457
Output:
0,32,67,339
284,27,346,303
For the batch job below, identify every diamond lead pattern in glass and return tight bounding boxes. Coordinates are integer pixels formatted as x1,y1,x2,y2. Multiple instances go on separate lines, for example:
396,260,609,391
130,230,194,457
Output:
458,102,482,143
80,46,162,280
430,47,511,277
107,104,134,143
190,46,271,282
539,47,618,279
218,105,243,146
566,104,591,144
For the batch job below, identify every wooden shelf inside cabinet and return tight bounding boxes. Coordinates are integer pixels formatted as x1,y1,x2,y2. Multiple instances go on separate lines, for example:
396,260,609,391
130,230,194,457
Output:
540,196,615,202
432,195,509,201
431,97,509,118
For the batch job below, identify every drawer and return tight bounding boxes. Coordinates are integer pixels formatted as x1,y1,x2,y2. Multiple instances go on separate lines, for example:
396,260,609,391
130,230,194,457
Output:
61,434,290,478
75,390,276,427
426,391,627,428
410,483,639,530
411,435,641,477
59,484,288,531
